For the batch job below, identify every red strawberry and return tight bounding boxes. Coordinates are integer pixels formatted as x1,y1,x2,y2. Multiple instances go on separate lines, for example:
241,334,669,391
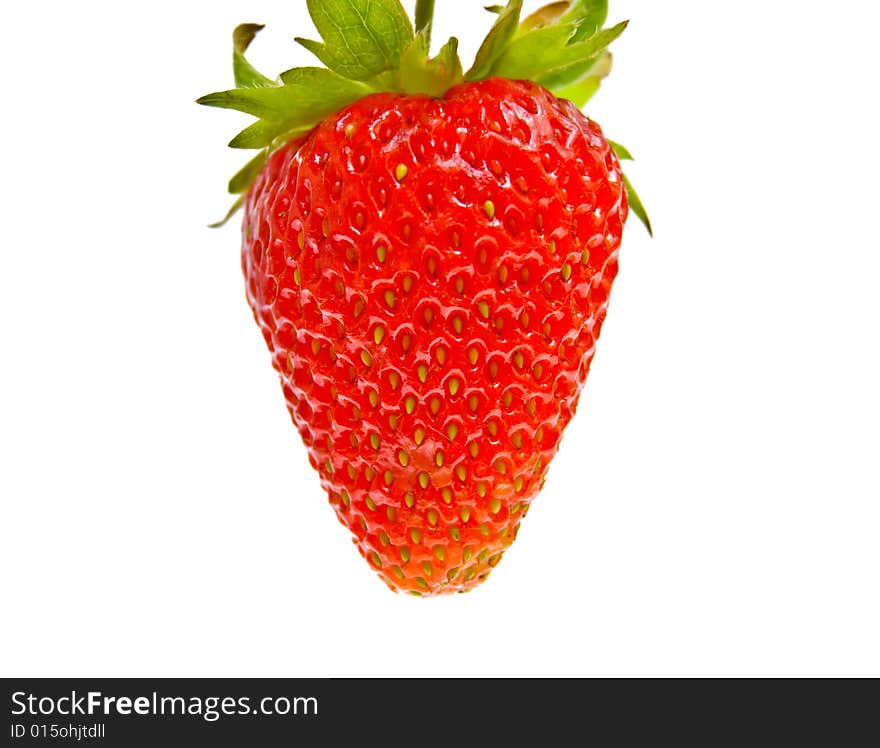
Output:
200,0,650,595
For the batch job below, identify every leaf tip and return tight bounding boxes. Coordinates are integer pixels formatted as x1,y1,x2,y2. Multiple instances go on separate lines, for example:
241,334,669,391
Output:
622,172,653,239
208,197,245,229
233,23,265,54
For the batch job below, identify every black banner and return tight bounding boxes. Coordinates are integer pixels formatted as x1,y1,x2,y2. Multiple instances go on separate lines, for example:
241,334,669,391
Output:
3,678,877,744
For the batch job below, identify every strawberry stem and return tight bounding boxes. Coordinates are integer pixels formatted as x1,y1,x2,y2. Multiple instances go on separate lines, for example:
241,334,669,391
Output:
415,0,436,47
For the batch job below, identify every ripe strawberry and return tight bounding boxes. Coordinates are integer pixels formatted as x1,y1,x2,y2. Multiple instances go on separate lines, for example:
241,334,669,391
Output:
200,0,650,595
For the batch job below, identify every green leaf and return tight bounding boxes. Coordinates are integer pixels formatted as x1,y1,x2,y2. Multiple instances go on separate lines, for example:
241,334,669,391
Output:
365,69,396,90
465,0,523,81
488,22,572,79
292,37,333,70
277,66,372,97
199,67,372,147
484,5,505,13
208,196,244,229
609,139,634,160
622,173,652,237
229,120,283,149
539,46,611,95
563,1,609,43
553,75,601,107
397,33,463,96
196,87,298,118
228,120,313,149
232,24,276,88
297,0,413,81
228,150,268,195
519,2,571,34
275,66,373,127
491,19,626,84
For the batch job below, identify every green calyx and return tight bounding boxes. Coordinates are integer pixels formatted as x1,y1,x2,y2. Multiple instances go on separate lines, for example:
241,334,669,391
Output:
198,0,649,234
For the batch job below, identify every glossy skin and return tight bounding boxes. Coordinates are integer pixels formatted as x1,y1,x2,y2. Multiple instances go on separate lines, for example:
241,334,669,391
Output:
242,79,627,594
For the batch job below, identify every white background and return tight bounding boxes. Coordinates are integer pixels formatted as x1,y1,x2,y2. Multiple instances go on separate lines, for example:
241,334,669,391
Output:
1,1,878,677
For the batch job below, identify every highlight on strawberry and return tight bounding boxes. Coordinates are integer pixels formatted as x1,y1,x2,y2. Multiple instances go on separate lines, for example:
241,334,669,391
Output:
199,0,650,595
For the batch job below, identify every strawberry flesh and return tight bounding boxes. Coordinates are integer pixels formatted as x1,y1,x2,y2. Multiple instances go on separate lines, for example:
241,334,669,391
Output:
242,79,627,594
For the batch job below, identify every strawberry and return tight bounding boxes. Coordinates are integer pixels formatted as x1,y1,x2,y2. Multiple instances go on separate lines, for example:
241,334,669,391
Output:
199,0,650,595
